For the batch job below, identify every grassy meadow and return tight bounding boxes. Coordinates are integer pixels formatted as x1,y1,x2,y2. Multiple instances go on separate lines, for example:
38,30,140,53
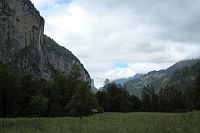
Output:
0,111,200,133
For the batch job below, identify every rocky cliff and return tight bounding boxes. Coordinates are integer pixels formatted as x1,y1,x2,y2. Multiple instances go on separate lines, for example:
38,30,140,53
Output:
0,0,91,83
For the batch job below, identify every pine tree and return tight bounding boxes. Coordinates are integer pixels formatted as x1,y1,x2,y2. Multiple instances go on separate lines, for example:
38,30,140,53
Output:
31,95,48,119
66,81,98,118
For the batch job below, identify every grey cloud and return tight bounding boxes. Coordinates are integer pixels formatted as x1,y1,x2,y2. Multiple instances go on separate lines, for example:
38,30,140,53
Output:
77,0,200,43
32,0,200,87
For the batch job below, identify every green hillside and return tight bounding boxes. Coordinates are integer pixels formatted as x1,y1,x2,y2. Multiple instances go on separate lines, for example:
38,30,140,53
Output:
125,59,200,96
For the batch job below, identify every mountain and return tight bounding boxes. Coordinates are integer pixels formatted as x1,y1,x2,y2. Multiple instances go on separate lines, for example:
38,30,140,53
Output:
125,59,200,97
112,73,144,86
168,62,200,90
0,0,91,83
90,79,98,93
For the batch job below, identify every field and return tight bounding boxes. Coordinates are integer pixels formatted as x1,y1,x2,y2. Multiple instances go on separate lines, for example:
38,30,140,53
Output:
0,112,200,133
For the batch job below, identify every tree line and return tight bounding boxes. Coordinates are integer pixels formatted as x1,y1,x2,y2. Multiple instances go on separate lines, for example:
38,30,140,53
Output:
96,79,141,112
0,62,200,118
96,66,200,113
0,63,97,118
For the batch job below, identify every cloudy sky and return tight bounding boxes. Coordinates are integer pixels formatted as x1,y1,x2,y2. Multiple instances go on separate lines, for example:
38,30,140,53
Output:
31,0,200,88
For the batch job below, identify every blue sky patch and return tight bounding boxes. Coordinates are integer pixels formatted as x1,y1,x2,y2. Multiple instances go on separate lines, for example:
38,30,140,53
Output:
57,0,72,5
113,62,129,68
39,0,72,11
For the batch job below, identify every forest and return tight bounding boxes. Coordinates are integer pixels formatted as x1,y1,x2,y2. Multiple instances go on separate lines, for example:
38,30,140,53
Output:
0,62,200,118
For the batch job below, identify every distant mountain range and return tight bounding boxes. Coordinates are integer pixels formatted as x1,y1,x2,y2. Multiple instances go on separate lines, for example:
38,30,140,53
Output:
112,73,144,86
114,59,200,97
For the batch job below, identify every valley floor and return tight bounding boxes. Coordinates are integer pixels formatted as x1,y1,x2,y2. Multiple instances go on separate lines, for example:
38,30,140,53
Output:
0,111,200,133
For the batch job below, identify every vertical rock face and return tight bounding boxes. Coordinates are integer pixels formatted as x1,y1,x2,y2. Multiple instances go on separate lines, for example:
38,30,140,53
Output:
0,0,91,83
0,0,44,62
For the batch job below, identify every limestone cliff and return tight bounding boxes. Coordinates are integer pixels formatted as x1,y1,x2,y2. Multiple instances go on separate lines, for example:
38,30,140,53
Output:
0,0,91,83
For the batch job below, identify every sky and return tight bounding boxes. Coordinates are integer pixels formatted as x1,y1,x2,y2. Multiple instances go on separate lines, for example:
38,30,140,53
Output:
31,0,200,88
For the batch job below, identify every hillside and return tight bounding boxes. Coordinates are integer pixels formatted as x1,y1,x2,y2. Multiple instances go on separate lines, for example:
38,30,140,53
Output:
112,73,144,86
125,59,200,96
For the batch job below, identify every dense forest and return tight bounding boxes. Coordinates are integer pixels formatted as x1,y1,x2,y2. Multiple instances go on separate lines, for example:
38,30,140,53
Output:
0,63,97,118
0,62,200,118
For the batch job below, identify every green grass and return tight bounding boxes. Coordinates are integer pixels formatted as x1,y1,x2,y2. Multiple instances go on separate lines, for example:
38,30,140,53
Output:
0,111,200,133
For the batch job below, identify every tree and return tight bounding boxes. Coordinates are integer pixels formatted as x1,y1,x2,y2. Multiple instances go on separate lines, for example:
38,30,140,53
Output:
183,85,196,110
142,93,151,112
141,86,154,112
96,91,108,111
129,95,141,111
104,79,110,86
151,94,159,112
66,81,98,118
158,86,186,112
46,82,63,117
53,74,75,115
119,88,131,112
105,83,121,112
30,95,48,119
97,82,132,112
0,64,18,117
195,67,200,109
17,75,35,116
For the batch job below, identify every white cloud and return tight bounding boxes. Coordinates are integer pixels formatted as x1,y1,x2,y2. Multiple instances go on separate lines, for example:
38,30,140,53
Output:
31,0,200,88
